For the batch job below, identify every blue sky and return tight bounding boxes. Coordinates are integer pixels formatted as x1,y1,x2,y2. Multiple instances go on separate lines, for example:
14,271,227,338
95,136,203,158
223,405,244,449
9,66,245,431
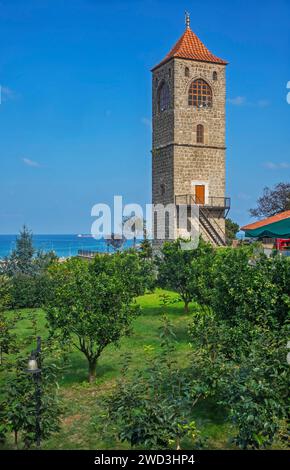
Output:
0,0,289,234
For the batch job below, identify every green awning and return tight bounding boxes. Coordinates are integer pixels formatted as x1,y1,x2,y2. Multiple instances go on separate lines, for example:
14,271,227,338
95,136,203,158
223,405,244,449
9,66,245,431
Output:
244,218,290,238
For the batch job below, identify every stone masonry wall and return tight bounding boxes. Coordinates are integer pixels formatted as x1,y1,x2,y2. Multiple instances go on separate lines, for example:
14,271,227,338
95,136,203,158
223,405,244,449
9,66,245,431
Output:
152,146,174,206
152,56,227,245
173,59,226,148
152,61,175,150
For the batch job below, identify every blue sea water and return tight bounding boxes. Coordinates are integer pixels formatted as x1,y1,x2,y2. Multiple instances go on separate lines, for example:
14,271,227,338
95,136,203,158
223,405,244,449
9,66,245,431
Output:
0,235,137,259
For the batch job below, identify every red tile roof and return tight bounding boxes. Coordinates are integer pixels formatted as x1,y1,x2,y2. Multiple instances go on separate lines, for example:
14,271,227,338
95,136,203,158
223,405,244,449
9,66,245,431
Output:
152,26,228,71
241,210,290,231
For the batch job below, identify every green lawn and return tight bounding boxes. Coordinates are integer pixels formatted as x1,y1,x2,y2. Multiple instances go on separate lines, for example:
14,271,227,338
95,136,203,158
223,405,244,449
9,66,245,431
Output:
1,289,281,450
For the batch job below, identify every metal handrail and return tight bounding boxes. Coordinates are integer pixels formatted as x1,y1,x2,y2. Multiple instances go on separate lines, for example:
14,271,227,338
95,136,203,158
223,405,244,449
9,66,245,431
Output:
77,249,97,257
175,194,231,209
199,209,226,246
175,194,228,246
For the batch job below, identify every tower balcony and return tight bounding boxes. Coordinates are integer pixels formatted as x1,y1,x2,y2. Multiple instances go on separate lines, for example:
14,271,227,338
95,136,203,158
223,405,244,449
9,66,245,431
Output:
175,194,231,218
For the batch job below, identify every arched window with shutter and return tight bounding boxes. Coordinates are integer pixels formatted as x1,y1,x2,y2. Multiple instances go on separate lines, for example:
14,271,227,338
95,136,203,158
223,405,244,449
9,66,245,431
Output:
158,81,170,113
188,79,212,108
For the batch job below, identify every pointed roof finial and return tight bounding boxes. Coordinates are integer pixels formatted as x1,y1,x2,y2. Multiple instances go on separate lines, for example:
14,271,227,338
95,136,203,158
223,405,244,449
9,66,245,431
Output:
185,11,190,30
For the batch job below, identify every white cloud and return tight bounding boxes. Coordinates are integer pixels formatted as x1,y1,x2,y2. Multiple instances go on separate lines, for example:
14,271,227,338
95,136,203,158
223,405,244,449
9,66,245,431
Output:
228,96,246,106
22,158,40,168
264,161,290,170
228,97,270,108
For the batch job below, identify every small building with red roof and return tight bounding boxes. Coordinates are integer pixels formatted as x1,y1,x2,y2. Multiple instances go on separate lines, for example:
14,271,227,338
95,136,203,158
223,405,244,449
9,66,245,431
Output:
241,211,290,239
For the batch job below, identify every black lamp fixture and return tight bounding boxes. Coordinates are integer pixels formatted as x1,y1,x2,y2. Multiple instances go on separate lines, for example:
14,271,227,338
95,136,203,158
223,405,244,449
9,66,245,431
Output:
26,355,41,374
26,336,42,448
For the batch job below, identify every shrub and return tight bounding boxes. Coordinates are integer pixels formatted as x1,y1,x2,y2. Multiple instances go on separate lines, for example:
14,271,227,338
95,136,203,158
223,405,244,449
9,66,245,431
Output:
103,316,199,450
45,255,141,382
156,238,214,312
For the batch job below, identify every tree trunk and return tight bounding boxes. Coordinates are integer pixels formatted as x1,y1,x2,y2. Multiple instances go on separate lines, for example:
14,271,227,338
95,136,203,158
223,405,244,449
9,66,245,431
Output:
14,430,18,449
88,358,97,383
184,300,190,313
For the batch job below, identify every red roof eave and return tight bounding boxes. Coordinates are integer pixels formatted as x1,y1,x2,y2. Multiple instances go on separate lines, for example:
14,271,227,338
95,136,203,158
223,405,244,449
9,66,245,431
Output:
151,27,228,72
151,55,228,72
241,210,290,231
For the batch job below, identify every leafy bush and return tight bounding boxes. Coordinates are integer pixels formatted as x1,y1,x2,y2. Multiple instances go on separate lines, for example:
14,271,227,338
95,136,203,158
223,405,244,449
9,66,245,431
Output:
156,238,214,312
1,226,57,309
4,359,62,448
103,314,200,450
189,305,290,449
91,250,154,297
45,255,141,382
0,276,18,365
211,246,278,324
219,325,289,449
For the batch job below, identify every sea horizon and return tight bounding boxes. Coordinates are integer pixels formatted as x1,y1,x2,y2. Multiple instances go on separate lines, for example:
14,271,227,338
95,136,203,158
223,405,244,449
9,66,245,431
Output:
0,234,139,259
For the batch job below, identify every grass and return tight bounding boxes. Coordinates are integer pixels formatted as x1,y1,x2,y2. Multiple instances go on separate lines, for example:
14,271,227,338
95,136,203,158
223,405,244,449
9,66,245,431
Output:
0,289,267,450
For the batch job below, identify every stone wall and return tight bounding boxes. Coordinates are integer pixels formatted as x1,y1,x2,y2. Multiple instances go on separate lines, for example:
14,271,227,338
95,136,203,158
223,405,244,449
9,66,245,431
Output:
152,146,174,206
152,56,227,246
152,61,175,150
173,59,226,148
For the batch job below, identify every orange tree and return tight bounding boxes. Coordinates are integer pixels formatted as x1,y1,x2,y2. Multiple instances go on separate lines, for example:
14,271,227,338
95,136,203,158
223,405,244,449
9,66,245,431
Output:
156,238,215,313
45,253,146,383
188,245,290,449
210,245,289,326
102,315,201,450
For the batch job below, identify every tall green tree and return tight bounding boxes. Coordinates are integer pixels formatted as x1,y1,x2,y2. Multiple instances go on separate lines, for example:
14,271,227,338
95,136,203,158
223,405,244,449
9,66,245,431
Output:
91,250,154,298
45,256,140,382
103,314,199,450
1,226,57,308
225,218,239,245
3,225,35,276
157,238,214,312
0,276,17,365
266,255,290,325
139,220,153,259
220,324,289,449
210,246,281,325
189,306,289,449
249,182,290,218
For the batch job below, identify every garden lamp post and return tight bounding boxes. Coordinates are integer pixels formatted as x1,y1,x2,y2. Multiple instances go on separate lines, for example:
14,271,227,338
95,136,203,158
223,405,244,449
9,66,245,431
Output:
26,336,42,448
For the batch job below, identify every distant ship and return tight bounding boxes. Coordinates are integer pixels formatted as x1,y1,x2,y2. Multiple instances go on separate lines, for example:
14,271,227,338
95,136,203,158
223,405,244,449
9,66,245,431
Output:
77,234,93,238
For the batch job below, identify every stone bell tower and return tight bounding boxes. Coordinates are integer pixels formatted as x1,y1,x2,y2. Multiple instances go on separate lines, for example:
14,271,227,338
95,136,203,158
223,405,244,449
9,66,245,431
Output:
151,13,230,245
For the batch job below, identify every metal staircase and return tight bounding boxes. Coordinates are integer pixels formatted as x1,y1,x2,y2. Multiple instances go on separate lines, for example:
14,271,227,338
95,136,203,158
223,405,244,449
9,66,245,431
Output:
199,206,227,246
175,194,229,247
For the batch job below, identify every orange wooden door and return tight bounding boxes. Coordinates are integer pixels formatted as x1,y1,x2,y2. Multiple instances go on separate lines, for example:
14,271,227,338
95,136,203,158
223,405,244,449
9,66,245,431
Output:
195,185,205,205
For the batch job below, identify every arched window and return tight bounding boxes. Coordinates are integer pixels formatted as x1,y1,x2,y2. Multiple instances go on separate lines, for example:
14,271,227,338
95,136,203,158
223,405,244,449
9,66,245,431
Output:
213,71,218,81
185,67,189,77
158,81,170,112
196,124,204,143
160,183,165,195
188,79,212,108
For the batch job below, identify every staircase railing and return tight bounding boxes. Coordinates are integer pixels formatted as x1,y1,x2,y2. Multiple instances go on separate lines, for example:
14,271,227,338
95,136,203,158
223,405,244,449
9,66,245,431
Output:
199,209,226,246
175,194,228,246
